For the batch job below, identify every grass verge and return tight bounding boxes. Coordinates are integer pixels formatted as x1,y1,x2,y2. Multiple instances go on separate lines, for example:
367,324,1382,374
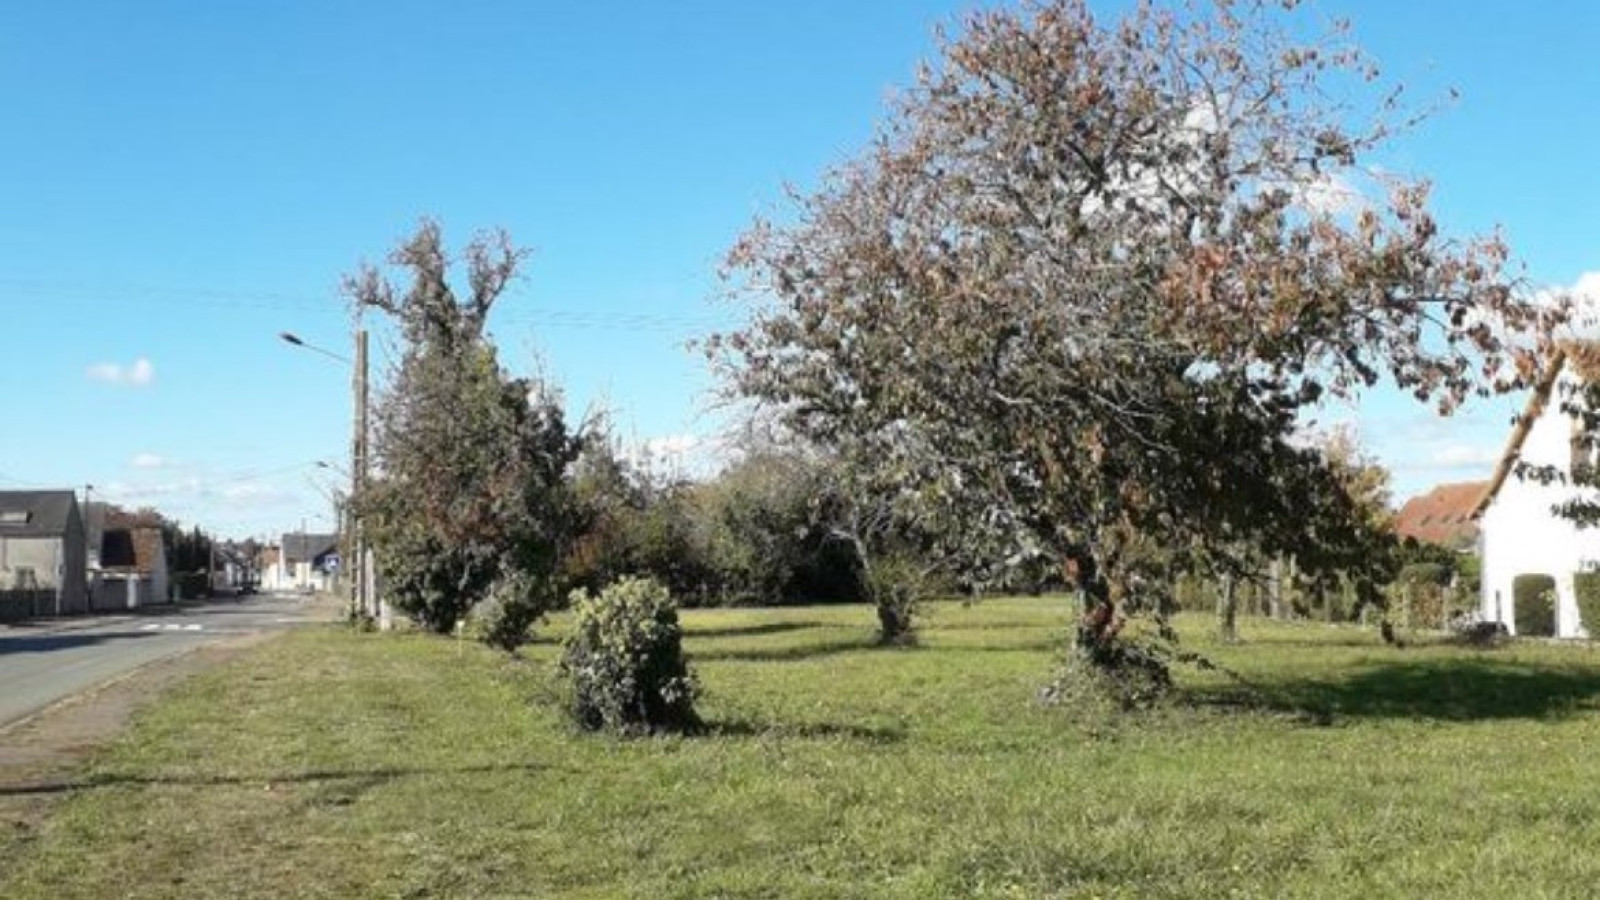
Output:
6,599,1600,898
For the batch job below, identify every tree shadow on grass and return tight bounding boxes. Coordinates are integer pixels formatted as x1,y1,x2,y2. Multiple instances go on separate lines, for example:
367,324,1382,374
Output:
1191,657,1600,723
711,718,906,744
692,635,888,663
0,761,555,799
686,621,829,640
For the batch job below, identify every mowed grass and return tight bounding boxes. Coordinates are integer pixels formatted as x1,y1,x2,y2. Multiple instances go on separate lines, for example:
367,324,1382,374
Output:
9,599,1600,898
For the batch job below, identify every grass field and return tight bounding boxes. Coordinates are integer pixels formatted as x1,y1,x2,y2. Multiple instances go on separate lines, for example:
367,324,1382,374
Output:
8,598,1600,898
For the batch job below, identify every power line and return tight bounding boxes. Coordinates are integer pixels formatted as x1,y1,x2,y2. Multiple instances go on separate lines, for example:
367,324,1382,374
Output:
0,277,743,334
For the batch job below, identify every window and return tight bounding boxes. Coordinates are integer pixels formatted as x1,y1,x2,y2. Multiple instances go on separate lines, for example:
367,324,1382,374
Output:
1572,421,1596,483
0,510,29,526
12,567,36,590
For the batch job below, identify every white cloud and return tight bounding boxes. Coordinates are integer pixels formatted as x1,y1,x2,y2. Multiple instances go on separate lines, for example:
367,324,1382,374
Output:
86,357,156,386
98,477,202,501
623,433,728,481
1556,270,1600,337
1290,171,1364,216
129,453,167,470
1422,443,1500,470
220,482,289,503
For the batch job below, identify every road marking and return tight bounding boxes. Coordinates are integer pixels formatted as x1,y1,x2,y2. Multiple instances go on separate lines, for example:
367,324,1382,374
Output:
139,623,203,632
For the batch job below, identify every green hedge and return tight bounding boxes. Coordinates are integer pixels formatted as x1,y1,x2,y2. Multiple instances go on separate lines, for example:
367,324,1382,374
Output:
1576,573,1600,638
1397,563,1451,587
1513,574,1557,637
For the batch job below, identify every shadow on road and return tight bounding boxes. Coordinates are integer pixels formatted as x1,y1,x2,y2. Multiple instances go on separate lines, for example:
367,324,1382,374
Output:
0,631,164,655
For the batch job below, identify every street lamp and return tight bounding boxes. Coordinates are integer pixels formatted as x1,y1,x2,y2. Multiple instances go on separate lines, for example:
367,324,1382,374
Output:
279,327,381,628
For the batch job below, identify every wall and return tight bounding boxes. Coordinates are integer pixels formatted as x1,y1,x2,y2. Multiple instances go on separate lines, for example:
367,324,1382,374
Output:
1480,371,1600,637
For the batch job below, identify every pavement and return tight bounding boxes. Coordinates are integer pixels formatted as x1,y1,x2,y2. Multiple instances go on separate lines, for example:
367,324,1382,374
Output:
0,592,335,730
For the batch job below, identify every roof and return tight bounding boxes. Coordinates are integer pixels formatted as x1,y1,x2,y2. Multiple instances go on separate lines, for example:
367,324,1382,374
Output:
282,532,339,564
1394,481,1488,548
0,490,79,538
99,524,166,576
1474,342,1600,517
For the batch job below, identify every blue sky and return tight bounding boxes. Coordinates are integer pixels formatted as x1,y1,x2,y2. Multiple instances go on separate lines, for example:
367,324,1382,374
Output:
0,1,1595,538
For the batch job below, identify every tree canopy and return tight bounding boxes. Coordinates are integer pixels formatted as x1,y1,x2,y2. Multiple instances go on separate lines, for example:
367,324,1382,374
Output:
712,0,1563,674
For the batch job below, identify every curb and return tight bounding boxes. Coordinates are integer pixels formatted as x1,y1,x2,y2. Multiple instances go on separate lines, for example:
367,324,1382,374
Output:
0,614,136,637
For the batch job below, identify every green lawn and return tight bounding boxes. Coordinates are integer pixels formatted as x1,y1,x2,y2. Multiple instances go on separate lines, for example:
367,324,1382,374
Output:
8,599,1600,898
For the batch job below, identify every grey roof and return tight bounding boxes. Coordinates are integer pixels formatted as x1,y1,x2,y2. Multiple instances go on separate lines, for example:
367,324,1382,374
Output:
282,532,339,564
0,490,79,538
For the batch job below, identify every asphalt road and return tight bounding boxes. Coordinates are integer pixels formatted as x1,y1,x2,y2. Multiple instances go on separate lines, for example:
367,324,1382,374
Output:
0,593,330,729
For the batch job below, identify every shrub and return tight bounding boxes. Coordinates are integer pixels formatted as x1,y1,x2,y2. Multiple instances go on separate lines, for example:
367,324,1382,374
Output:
173,571,211,600
866,554,929,646
1512,574,1557,637
1396,563,1450,587
470,570,553,653
1452,620,1510,649
1039,640,1173,713
560,577,701,735
1576,572,1600,637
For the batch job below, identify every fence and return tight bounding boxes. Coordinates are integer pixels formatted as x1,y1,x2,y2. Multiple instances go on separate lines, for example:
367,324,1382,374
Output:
1169,572,1473,631
0,589,56,623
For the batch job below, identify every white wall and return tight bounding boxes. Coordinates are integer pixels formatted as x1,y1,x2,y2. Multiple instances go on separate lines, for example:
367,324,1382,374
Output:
1481,371,1600,637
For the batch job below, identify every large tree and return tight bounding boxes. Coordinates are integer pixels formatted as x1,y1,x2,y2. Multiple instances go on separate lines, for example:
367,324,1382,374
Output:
712,0,1562,678
350,220,583,634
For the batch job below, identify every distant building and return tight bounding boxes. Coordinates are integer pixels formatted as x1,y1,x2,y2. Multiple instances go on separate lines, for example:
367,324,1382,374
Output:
0,490,89,620
211,541,260,593
90,508,171,611
260,532,340,593
1393,481,1487,550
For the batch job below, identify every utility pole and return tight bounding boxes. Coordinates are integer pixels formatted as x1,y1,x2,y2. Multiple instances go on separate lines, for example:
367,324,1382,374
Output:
353,321,384,628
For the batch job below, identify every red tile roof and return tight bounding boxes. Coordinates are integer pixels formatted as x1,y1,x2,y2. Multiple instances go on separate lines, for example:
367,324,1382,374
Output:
1394,481,1488,548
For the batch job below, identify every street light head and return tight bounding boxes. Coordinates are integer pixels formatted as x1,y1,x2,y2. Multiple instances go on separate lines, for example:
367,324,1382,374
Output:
279,332,305,347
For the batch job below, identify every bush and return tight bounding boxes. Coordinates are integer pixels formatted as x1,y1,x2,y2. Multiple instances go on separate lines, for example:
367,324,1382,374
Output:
560,577,701,736
1038,641,1174,713
1512,574,1557,637
866,554,929,646
1576,572,1600,637
470,571,553,653
173,571,211,600
1396,563,1450,587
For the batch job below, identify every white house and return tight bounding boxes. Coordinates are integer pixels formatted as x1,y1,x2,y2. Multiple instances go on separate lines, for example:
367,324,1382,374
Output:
259,532,340,593
1476,343,1600,637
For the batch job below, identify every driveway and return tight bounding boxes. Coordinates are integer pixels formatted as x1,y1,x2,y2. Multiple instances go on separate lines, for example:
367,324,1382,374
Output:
0,593,333,729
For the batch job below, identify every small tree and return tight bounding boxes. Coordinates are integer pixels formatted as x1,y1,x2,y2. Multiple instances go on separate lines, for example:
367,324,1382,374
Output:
350,220,583,634
560,577,702,736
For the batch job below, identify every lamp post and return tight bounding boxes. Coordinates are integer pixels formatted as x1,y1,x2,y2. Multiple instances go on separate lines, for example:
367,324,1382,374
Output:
279,325,380,628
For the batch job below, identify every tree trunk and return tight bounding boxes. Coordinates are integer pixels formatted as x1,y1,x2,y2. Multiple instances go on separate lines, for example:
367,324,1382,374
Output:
875,598,913,645
1072,551,1120,665
1268,557,1283,620
1217,574,1239,643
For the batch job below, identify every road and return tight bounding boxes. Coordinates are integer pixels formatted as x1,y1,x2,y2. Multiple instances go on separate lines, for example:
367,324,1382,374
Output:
0,593,330,729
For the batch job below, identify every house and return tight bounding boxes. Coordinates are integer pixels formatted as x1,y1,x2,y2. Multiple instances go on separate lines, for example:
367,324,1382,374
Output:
1394,481,1488,550
211,541,260,593
1475,343,1600,637
0,490,89,621
90,508,171,611
259,532,340,593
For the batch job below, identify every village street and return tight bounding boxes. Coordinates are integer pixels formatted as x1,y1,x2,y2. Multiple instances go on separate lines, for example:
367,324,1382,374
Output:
0,593,329,730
